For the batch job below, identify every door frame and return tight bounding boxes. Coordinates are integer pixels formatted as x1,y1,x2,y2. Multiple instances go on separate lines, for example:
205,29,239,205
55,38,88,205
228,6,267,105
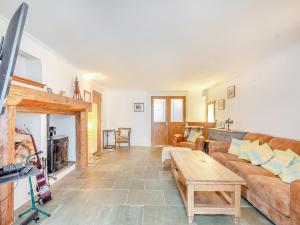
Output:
151,96,186,146
92,90,102,153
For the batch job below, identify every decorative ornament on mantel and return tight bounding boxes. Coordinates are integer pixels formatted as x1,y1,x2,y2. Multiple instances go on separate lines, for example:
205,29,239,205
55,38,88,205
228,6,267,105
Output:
225,118,234,130
73,76,82,100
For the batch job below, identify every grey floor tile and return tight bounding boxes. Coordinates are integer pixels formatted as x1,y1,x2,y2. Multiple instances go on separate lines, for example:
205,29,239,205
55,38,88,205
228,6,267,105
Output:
112,179,132,189
164,190,183,205
143,205,190,225
135,170,159,179
130,179,145,190
144,205,236,225
79,171,114,179
12,147,276,225
112,179,144,190
60,190,93,205
82,179,114,189
126,190,166,206
241,197,252,207
94,205,143,225
87,189,128,205
145,179,177,190
42,203,102,225
241,207,274,225
51,179,86,190
193,215,234,225
159,171,173,180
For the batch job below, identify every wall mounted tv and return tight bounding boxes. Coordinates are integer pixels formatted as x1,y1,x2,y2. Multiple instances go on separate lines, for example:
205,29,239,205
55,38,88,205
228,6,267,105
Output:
0,3,28,115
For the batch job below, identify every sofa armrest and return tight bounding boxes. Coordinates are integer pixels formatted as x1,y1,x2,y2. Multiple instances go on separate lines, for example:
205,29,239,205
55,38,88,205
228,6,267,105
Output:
208,141,230,156
291,180,300,225
195,136,205,150
172,134,185,146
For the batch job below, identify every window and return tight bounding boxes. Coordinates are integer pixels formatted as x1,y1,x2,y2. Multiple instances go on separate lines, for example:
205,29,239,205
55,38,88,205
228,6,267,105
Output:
153,99,166,122
207,102,215,123
171,99,184,122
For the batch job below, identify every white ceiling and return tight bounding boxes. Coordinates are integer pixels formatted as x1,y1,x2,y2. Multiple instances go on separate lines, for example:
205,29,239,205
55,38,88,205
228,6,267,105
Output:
0,0,300,91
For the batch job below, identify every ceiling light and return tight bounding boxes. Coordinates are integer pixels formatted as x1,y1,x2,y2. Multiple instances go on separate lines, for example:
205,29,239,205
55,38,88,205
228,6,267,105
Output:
83,73,106,81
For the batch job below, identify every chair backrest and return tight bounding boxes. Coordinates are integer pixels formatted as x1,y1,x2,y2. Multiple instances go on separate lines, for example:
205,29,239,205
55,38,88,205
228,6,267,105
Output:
118,128,131,137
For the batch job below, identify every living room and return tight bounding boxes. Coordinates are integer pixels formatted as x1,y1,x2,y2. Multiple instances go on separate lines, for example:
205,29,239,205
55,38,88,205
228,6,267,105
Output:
0,1,299,225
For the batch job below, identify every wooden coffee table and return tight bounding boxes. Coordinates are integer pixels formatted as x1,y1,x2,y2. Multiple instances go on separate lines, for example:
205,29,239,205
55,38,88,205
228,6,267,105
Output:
170,150,246,224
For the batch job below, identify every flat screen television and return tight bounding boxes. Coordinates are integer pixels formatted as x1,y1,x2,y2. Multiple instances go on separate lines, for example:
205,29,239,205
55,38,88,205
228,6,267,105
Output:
0,3,28,115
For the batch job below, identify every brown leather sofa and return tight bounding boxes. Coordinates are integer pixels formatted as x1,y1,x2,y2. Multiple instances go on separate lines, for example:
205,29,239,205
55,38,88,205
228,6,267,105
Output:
209,133,300,225
172,134,204,150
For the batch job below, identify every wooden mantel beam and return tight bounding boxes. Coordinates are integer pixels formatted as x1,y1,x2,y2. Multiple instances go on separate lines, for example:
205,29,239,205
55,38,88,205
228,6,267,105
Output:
7,85,91,114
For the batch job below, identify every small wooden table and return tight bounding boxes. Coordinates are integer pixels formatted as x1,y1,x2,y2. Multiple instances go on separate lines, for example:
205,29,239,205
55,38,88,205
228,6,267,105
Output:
170,151,246,224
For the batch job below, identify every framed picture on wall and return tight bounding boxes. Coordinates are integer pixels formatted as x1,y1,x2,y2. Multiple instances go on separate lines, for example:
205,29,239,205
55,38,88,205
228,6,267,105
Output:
84,90,91,102
227,85,235,99
217,99,225,110
134,103,144,112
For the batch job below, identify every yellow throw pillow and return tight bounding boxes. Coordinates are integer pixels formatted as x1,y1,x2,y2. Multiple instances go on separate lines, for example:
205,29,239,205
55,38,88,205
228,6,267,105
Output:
228,138,250,156
261,150,295,175
238,140,259,161
247,143,274,165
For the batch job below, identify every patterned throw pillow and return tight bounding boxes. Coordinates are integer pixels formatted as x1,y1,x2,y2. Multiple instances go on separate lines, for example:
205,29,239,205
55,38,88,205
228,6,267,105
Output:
279,163,300,184
228,138,250,156
187,129,201,142
247,143,274,165
261,150,295,175
238,140,259,161
286,149,300,166
279,149,300,183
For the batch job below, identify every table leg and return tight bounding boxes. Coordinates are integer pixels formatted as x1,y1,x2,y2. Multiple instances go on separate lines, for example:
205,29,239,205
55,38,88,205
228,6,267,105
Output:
233,185,241,224
187,184,194,224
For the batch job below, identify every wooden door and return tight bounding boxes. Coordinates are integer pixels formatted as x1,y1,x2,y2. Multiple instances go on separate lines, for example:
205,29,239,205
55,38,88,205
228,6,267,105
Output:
151,96,186,146
92,90,102,153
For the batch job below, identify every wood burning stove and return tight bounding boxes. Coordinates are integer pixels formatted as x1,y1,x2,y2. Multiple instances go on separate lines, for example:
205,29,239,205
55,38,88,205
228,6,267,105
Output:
47,135,69,173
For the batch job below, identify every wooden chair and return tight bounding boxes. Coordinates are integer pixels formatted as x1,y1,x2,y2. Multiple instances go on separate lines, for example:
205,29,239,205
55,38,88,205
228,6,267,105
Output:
115,128,131,147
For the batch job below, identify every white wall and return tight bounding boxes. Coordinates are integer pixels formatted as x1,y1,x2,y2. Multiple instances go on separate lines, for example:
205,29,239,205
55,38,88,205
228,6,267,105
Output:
207,44,300,140
0,15,95,209
103,90,151,146
187,90,206,122
101,89,208,147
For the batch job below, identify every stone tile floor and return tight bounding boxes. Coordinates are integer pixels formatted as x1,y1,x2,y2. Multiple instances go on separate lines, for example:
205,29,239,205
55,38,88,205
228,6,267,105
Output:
13,147,274,225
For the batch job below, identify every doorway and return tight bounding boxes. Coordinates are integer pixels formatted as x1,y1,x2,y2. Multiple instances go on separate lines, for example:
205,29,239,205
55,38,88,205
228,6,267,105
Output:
151,96,186,146
92,90,102,153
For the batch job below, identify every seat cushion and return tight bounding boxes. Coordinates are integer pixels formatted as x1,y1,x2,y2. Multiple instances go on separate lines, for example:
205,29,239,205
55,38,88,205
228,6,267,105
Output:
177,142,196,149
248,175,290,217
226,161,276,183
116,136,129,142
211,152,246,166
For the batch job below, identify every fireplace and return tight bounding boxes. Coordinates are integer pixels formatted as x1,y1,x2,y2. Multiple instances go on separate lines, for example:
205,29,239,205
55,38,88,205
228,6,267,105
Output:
47,135,69,173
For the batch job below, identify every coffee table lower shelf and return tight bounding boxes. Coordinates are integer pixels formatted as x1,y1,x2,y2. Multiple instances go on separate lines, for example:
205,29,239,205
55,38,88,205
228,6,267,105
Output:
171,159,242,224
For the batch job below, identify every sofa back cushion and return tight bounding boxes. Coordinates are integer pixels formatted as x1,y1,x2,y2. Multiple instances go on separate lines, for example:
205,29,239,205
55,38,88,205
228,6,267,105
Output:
269,137,300,155
243,133,273,145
